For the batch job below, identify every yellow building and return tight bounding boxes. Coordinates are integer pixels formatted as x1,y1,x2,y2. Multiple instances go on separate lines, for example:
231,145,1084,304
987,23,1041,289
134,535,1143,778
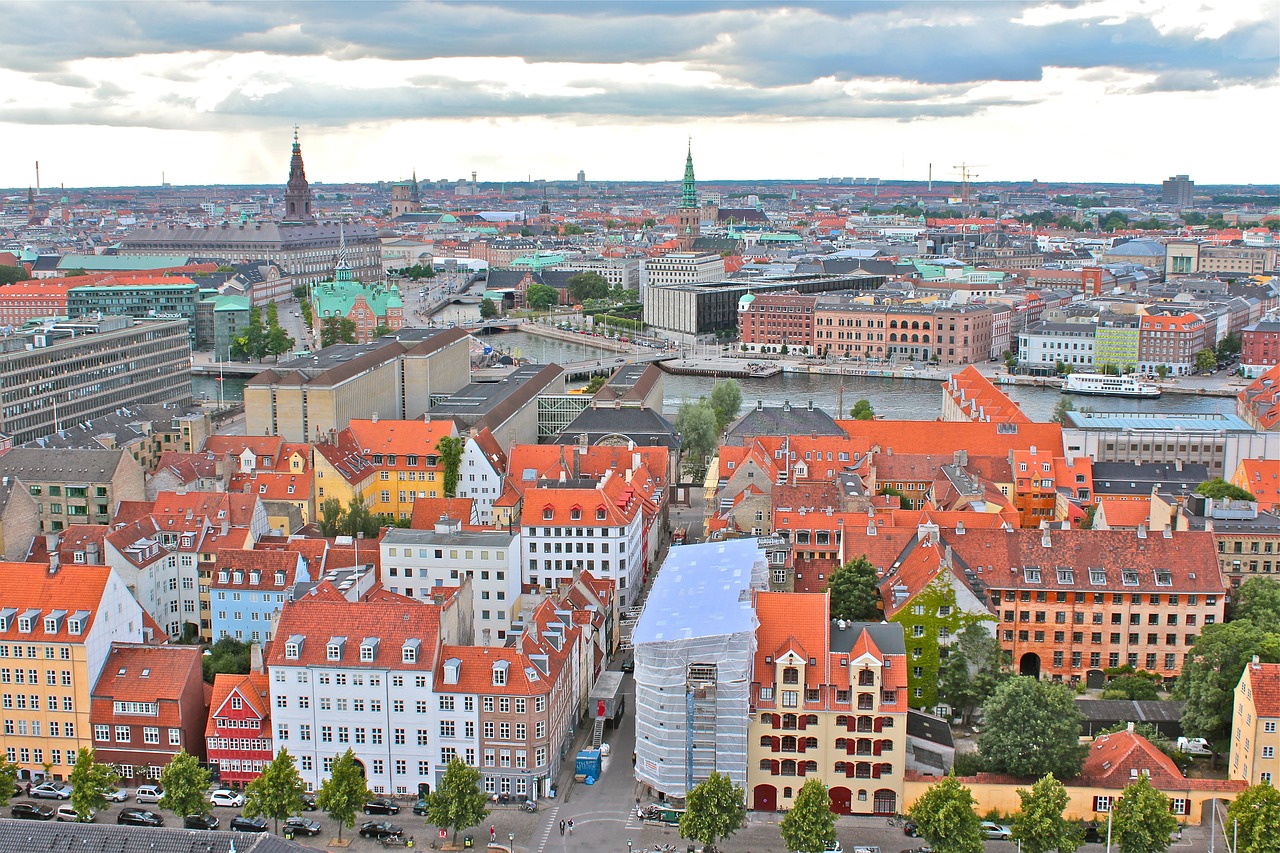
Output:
1231,657,1280,787
0,563,145,781
315,419,458,521
747,593,908,816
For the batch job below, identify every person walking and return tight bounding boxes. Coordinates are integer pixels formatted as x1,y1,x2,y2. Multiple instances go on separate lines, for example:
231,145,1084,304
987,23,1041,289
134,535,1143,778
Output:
489,825,496,843
567,818,574,835
559,820,565,836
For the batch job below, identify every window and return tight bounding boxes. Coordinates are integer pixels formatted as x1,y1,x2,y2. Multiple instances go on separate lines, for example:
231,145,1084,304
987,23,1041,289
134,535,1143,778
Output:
115,725,130,742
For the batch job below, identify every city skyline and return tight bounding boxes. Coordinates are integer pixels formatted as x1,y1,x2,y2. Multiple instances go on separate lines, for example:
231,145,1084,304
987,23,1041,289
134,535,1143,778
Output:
1,0,1276,189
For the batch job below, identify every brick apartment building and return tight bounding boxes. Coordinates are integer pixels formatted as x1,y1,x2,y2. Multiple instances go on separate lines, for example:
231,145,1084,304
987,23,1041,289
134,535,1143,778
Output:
738,292,818,355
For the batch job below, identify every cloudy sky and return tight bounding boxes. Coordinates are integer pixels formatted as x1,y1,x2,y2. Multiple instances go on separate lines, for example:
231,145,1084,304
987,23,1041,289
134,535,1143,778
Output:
1,1,1275,189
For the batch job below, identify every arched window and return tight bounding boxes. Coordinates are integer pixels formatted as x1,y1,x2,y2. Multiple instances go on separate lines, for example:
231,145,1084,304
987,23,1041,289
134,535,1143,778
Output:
858,694,874,710
759,759,773,771
922,334,930,343
784,787,793,798
761,713,773,725
805,737,818,750
783,667,799,685
834,761,847,773
855,762,872,778
923,321,931,329
804,761,818,774
857,716,874,732
911,334,919,343
834,738,847,749
835,716,849,728
858,670,875,686
760,736,773,748
804,715,818,727
857,738,873,755
783,714,798,730
912,321,920,330
889,333,898,342
889,320,898,329
781,760,797,776
781,736,797,752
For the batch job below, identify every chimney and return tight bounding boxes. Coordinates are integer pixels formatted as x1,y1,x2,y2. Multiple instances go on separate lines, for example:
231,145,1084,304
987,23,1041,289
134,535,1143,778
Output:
48,553,60,574
1126,721,1135,733
221,519,230,536
1136,524,1147,539
250,642,265,674
807,400,813,411
756,400,763,411
87,541,99,564
954,449,968,467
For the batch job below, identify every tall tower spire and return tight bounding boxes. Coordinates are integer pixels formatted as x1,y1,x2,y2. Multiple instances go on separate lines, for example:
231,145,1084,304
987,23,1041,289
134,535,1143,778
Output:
282,126,316,224
677,137,700,250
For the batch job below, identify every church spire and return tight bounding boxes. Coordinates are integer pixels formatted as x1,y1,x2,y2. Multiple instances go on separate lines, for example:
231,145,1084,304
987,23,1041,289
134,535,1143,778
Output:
282,126,316,224
680,137,697,209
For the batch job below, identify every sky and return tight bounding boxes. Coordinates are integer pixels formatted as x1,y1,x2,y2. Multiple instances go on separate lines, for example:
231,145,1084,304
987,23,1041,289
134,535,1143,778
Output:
1,0,1276,189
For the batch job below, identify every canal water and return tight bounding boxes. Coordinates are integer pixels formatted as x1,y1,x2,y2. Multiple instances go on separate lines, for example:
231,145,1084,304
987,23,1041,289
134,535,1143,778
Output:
195,328,1232,423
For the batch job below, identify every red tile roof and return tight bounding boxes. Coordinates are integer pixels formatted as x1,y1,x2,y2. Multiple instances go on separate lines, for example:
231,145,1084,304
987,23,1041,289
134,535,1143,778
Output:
1080,729,1185,789
837,420,1063,458
205,672,271,738
943,366,1032,424
91,643,202,708
267,587,441,672
0,562,115,641
1233,459,1280,511
1244,661,1280,718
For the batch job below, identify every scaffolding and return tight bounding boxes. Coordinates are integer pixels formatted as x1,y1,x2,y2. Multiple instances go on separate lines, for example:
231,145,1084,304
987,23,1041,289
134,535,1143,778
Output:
538,394,592,438
632,539,768,800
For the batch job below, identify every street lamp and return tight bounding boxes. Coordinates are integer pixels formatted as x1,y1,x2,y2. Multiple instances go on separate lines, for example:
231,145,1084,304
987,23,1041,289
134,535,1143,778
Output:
508,831,515,850
627,839,633,853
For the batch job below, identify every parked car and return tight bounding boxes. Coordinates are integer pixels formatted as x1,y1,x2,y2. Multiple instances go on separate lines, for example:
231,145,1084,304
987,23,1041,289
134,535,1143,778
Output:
301,793,318,811
363,797,400,815
134,785,163,804
284,816,323,836
621,657,635,673
55,804,94,822
117,808,164,827
903,822,921,838
184,814,219,830
211,789,245,808
230,815,269,833
359,821,405,840
12,802,55,820
412,799,430,816
1177,736,1213,755
105,787,129,803
980,822,1013,840
1082,822,1105,844
791,843,842,853
903,847,934,853
30,783,72,800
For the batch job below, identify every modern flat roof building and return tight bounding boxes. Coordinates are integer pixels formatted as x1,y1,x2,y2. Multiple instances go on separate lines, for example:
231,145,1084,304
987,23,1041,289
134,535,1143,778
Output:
0,316,192,446
246,327,472,441
428,363,566,448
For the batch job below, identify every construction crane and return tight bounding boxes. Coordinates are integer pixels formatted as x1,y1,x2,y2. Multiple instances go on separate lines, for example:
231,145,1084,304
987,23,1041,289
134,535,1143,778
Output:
952,162,988,209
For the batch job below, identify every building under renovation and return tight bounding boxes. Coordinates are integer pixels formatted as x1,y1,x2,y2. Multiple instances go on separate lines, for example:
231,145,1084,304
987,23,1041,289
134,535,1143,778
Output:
632,538,768,800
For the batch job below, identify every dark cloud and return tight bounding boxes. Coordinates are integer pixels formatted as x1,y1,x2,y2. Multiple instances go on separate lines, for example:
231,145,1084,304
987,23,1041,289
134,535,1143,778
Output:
0,1,1273,130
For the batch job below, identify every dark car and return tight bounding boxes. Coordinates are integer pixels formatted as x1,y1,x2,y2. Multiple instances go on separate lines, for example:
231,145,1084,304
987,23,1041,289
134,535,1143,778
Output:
184,814,219,830
117,808,164,827
12,802,55,820
621,658,635,673
284,816,323,836
1082,822,1105,844
363,797,400,815
230,815,269,833
301,794,318,811
359,821,404,840
412,798,430,816
903,822,921,838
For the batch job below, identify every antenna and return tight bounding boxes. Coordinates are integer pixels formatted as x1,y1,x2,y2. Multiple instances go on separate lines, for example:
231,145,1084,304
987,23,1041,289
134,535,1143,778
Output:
35,161,40,197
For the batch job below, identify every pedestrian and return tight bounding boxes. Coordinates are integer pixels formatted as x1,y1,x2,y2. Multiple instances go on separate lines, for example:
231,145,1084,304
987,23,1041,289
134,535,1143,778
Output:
559,820,565,836
567,819,574,835
490,825,496,842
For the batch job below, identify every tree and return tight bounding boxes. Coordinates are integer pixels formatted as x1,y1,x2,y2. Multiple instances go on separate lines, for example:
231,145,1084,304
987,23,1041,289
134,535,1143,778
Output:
267,324,295,360
426,757,489,846
340,495,378,538
850,399,875,420
978,677,1087,780
826,556,882,621
1195,348,1218,373
1012,774,1083,853
158,749,211,820
0,266,31,285
399,264,435,280
1174,621,1280,738
1155,364,1169,379
1102,674,1160,701
680,771,745,853
338,317,357,344
567,272,610,303
1052,396,1075,425
675,400,718,481
525,283,559,311
202,636,251,683
939,624,1009,724
436,435,463,499
1216,332,1242,360
908,774,983,853
479,297,498,319
708,379,742,433
1196,477,1256,502
1110,775,1178,853
243,306,267,360
779,778,836,853
68,747,118,823
320,316,342,348
316,749,370,843
584,375,607,394
1226,784,1280,853
1231,577,1280,633
0,756,18,807
244,748,307,834
877,484,912,510
372,324,392,340
318,497,345,537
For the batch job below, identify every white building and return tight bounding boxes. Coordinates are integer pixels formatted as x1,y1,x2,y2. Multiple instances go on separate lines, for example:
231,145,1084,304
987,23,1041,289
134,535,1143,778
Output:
456,429,508,526
380,520,522,642
555,257,642,292
632,539,768,799
641,252,726,303
267,588,458,795
1017,321,1096,374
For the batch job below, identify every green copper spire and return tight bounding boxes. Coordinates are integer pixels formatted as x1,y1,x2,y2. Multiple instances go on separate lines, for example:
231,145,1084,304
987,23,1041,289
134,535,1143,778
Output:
680,138,697,209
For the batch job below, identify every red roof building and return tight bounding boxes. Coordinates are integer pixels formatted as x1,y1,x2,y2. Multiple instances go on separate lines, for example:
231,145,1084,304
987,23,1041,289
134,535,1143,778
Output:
205,672,273,786
89,643,207,784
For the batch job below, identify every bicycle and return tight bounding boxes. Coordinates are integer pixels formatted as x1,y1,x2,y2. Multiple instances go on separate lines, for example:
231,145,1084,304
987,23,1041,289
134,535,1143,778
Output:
888,813,908,827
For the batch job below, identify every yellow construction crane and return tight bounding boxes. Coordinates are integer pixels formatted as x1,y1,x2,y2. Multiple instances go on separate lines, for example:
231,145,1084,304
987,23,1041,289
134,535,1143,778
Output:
953,162,988,208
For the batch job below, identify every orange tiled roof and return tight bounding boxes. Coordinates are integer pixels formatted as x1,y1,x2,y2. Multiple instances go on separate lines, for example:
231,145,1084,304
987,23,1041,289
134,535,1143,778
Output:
1095,499,1152,529
1237,365,1280,430
202,435,286,464
267,587,440,671
408,496,478,529
91,643,201,721
0,562,115,640
754,592,830,686
1080,729,1185,789
1245,661,1280,718
205,672,271,737
943,366,1032,424
837,420,1063,458
1233,459,1280,511
347,418,456,456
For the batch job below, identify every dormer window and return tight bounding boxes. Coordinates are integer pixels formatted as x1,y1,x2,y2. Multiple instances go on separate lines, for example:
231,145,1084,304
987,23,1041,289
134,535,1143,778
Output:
17,617,32,634
68,619,82,635
361,638,379,662
570,508,582,521
543,508,553,520
403,639,420,664
327,637,346,660
596,509,607,521
1057,568,1074,585
1154,571,1172,587
1089,569,1106,585
493,661,509,686
1121,570,1139,587
218,571,229,584
249,572,261,586
44,617,58,633
1024,568,1041,584
274,571,286,586
234,572,244,585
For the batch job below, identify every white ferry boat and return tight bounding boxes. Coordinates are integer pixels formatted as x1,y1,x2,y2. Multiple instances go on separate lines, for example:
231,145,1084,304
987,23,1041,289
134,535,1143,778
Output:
1062,373,1161,398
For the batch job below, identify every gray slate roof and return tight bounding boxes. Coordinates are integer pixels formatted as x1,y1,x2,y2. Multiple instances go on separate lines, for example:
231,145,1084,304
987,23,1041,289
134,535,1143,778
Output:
554,406,680,451
0,446,126,481
907,709,955,748
0,821,311,853
725,401,843,446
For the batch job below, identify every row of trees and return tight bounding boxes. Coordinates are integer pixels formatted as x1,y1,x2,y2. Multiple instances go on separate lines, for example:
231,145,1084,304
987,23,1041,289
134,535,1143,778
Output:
231,303,295,361
0,746,492,845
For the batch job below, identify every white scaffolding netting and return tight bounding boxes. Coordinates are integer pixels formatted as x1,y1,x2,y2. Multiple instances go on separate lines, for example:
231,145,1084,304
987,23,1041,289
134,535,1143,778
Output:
632,539,768,799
